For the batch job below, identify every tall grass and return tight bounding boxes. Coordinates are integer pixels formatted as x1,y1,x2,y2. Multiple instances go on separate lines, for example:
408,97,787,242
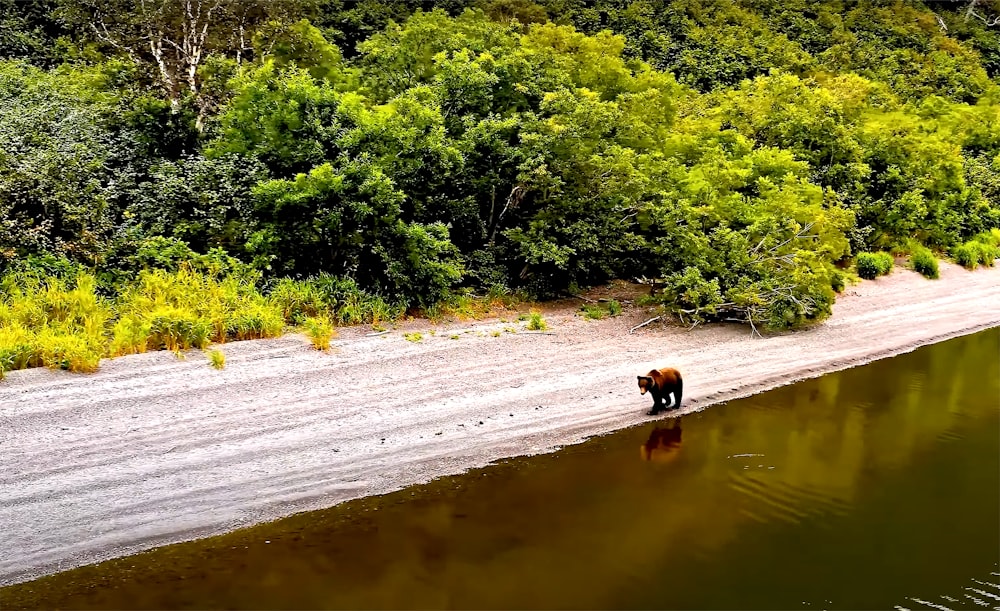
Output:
0,273,108,373
526,310,548,331
112,267,284,353
0,267,534,379
302,316,335,350
0,267,288,376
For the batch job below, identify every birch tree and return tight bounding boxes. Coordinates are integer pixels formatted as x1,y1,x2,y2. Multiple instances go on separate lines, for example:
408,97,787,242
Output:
57,0,307,126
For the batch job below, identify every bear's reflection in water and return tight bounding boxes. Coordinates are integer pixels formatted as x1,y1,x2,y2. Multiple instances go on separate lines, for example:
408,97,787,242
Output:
640,417,682,463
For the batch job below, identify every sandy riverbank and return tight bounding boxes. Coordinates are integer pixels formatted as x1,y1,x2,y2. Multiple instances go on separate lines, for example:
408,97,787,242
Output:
1,262,998,586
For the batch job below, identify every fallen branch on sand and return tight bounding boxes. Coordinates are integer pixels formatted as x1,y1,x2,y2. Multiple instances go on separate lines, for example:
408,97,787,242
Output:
629,316,661,334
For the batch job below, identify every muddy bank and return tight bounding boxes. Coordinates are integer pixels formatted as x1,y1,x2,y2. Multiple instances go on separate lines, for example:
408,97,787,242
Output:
1,263,998,586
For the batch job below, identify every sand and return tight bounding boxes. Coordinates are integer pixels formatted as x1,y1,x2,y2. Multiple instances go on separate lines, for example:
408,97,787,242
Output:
1,262,998,586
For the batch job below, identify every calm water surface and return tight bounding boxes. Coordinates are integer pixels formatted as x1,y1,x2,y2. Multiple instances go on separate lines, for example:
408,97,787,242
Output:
4,329,999,610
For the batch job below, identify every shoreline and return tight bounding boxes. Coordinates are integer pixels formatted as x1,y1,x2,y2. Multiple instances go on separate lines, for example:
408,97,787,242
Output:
2,262,999,587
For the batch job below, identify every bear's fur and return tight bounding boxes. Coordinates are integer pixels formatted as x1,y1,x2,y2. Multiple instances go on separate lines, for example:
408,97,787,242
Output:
637,367,683,415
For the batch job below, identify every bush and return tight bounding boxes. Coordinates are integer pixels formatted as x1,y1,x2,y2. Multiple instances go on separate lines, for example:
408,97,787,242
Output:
526,310,548,330
952,236,1000,270
302,316,335,350
830,271,846,293
208,349,226,369
910,247,939,279
607,300,623,316
967,231,1000,268
268,278,327,324
855,252,894,279
109,315,153,356
581,304,604,319
951,242,982,269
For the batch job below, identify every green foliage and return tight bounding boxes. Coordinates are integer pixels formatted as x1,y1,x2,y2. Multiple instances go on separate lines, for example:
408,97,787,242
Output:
249,159,463,306
581,299,622,319
526,310,547,330
909,245,940,279
302,315,335,350
4,2,1000,341
855,252,894,280
253,19,353,83
404,332,423,342
0,273,108,372
114,267,284,351
0,61,132,267
127,155,268,255
952,231,1000,269
208,349,226,369
581,303,604,320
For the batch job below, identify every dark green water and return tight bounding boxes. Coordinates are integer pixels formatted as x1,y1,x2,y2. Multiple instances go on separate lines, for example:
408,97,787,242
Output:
4,330,999,610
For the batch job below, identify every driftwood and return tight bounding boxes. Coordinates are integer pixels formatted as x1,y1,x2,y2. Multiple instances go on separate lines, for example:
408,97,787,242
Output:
628,316,662,334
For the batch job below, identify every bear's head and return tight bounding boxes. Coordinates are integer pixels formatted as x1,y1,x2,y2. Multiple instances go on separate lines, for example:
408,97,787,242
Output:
637,375,653,394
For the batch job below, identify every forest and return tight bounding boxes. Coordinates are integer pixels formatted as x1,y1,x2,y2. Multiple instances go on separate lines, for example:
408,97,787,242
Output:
1,0,999,374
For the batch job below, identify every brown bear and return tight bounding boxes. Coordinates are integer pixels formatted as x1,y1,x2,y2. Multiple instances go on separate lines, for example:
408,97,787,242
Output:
637,367,683,415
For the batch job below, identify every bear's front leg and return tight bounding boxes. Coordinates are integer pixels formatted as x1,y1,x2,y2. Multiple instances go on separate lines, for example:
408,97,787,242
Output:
647,392,662,416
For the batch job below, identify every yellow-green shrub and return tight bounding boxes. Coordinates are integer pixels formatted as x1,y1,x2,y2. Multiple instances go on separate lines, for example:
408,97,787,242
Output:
109,315,152,356
302,316,335,350
34,328,102,372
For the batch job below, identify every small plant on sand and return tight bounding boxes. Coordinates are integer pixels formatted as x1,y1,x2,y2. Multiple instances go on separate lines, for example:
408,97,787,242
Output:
504,326,517,333
449,334,460,340
490,330,501,337
607,300,623,316
404,332,423,342
208,349,225,369
581,304,604,320
526,310,548,331
303,316,335,351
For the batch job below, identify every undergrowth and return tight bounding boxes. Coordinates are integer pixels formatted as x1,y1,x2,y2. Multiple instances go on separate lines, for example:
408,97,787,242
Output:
909,245,939,279
526,310,548,331
855,252,894,280
302,316,335,350
951,230,1000,270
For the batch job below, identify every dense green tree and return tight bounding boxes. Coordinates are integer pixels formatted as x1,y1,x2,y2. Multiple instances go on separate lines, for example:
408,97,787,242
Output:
248,159,462,305
0,61,137,267
0,0,67,66
3,1,999,327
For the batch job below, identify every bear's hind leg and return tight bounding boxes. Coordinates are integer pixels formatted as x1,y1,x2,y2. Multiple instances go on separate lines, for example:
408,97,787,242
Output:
670,382,683,410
